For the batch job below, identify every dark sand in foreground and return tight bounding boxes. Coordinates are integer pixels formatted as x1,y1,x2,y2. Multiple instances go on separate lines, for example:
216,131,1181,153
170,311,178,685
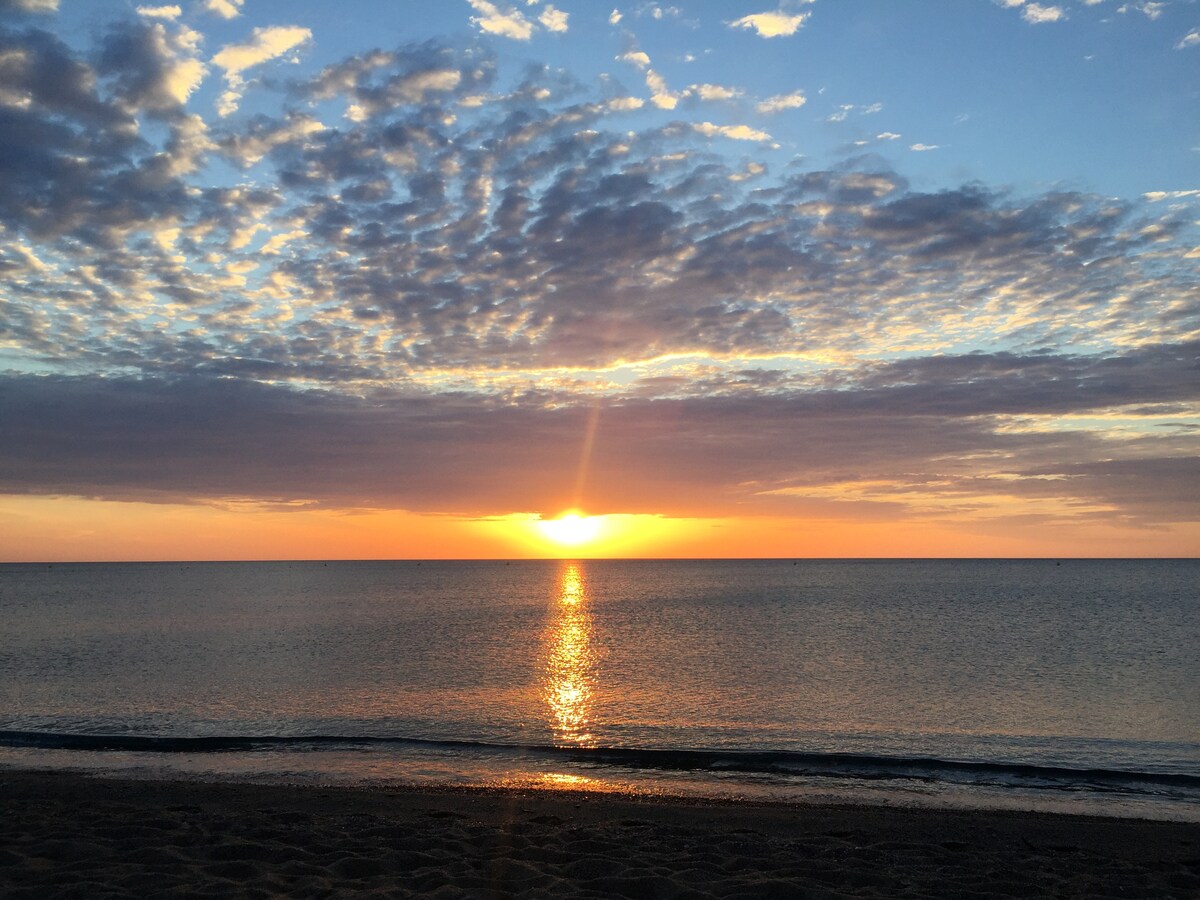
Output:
1,770,1197,898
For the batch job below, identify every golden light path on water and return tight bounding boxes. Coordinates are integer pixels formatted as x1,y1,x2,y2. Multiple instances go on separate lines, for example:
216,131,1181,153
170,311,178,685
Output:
542,562,598,747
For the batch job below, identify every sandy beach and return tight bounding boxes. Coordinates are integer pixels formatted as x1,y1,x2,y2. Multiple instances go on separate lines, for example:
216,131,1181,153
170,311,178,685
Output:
1,770,1197,898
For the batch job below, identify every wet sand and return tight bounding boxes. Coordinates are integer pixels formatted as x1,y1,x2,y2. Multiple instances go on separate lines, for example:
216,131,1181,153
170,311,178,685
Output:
1,770,1197,898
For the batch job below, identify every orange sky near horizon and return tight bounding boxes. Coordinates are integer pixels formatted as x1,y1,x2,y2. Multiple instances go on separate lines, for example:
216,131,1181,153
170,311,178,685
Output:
3,494,1196,562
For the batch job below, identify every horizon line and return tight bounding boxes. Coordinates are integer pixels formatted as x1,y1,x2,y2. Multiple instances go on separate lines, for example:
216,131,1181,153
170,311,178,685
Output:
3,556,1195,565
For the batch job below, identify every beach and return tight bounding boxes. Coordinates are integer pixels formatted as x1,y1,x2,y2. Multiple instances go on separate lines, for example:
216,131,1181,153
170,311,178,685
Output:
2,770,1197,898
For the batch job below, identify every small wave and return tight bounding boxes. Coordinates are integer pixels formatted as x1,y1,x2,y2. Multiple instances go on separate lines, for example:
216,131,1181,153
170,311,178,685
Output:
1,729,1195,796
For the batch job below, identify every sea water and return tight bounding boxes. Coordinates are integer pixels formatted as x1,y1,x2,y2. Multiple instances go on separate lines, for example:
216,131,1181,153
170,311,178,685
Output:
1,559,1197,819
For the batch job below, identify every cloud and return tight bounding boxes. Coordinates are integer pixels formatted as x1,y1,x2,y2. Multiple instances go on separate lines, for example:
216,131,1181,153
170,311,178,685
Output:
260,228,305,254
1144,190,1200,202
756,90,805,114
1118,2,1165,20
203,0,243,19
136,5,182,20
609,9,622,25
620,49,650,69
4,34,1196,380
212,25,312,116
1021,3,1066,23
218,111,326,166
727,11,810,38
693,121,772,142
212,26,313,79
0,0,58,11
306,56,465,124
996,0,1066,23
0,22,211,264
538,4,568,32
824,102,882,123
99,20,207,113
2,340,1196,523
877,131,902,141
645,5,682,20
1176,28,1200,50
465,0,534,40
645,68,676,108
910,143,939,151
606,95,644,111
729,161,766,182
687,83,741,101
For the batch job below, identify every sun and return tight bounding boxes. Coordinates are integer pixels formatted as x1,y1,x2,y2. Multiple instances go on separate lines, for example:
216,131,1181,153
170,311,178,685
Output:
479,510,711,557
537,512,602,546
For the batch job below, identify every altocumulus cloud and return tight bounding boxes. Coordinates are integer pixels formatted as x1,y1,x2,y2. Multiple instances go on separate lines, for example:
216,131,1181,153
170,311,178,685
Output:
727,10,812,38
212,24,312,116
0,12,1196,530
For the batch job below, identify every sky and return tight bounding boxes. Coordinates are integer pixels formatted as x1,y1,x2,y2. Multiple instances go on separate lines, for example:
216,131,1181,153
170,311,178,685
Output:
0,0,1197,560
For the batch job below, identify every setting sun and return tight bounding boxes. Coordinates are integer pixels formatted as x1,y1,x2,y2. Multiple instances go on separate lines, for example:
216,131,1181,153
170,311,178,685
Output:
470,511,721,559
537,513,602,547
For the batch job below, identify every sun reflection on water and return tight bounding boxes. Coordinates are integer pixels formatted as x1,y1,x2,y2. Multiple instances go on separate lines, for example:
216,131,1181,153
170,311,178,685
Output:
542,562,598,746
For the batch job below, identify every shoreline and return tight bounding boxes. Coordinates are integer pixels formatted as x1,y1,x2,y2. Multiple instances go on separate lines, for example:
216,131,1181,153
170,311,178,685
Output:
3,769,1197,897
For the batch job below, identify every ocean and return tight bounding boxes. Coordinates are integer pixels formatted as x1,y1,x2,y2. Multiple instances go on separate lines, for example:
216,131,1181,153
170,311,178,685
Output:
1,559,1197,820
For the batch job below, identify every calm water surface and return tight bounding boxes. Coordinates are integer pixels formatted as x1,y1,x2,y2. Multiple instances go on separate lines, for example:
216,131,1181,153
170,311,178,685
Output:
1,560,1197,818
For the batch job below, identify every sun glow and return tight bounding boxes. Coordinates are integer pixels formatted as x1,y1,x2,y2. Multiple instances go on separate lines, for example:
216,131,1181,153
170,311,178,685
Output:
471,510,719,558
537,512,602,546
